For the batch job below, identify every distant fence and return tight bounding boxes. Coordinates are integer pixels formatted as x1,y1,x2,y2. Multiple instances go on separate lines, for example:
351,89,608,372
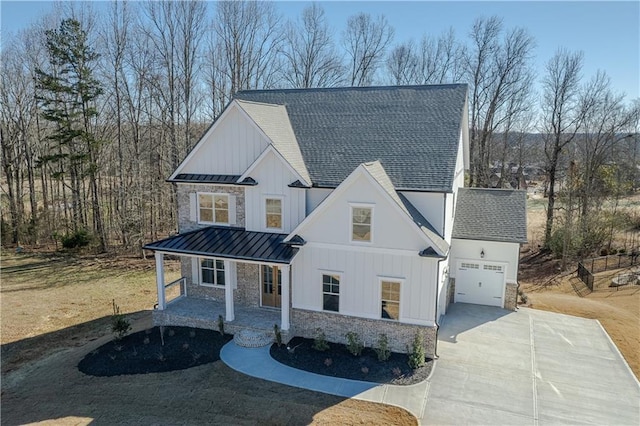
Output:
577,252,639,291
577,262,595,291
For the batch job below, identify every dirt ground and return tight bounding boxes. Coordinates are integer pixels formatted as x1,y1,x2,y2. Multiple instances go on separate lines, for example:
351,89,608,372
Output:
519,192,640,380
1,251,416,425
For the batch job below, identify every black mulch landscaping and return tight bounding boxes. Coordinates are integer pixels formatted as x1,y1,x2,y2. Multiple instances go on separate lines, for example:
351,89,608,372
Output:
78,326,232,377
270,337,433,386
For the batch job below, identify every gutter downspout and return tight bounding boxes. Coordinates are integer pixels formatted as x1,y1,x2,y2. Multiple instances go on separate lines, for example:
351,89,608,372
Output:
433,256,448,360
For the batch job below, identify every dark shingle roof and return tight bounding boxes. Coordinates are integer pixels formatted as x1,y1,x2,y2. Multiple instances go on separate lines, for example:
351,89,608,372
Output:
452,188,527,243
234,84,467,191
143,226,297,264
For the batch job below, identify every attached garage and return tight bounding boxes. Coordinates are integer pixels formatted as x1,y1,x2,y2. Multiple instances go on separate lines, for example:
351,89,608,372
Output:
455,260,506,307
449,188,528,311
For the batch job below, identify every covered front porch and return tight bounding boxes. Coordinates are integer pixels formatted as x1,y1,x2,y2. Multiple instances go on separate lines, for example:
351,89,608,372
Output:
144,226,300,334
153,296,282,335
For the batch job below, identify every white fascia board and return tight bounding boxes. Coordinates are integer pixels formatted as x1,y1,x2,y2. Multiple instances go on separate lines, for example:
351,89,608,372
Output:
285,163,444,255
169,101,241,180
238,144,310,187
284,164,368,242
359,167,446,255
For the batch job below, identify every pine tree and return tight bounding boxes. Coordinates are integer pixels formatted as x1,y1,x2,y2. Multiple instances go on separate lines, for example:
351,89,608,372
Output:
35,18,106,251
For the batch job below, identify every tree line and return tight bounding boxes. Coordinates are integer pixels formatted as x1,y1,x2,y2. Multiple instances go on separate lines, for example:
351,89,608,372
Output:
1,1,638,261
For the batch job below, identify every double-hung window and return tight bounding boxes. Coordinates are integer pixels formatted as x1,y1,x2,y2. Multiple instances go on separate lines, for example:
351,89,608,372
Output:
198,193,229,225
381,280,400,320
201,258,225,287
265,198,282,230
351,206,372,242
322,273,340,312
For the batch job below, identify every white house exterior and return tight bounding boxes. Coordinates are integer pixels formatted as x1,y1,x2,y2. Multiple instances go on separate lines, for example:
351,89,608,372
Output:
144,85,527,355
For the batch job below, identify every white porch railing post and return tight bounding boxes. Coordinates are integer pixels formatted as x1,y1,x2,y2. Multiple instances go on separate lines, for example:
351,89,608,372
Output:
224,260,234,321
280,264,290,331
155,252,166,310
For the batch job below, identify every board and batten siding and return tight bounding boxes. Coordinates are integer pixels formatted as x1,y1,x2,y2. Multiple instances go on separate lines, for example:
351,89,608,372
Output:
300,173,428,251
306,188,333,215
292,245,439,325
399,191,445,237
450,239,520,283
178,105,269,175
244,150,306,233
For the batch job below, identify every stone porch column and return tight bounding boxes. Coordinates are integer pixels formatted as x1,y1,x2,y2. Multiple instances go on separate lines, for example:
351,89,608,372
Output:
155,252,166,310
224,260,235,321
280,264,290,331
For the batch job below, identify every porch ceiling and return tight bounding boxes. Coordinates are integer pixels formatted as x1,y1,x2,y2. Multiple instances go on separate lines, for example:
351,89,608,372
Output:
144,226,297,264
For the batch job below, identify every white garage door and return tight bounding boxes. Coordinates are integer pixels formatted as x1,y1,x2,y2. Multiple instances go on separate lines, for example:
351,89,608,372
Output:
455,261,505,307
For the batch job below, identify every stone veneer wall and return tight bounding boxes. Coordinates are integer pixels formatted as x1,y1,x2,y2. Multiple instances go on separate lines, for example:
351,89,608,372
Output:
447,278,456,307
181,259,260,306
235,263,260,307
176,184,245,233
291,309,437,357
504,282,518,311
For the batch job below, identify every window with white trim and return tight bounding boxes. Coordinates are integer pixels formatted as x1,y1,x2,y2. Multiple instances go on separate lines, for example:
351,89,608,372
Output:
265,198,282,230
381,280,400,320
351,206,372,242
198,193,229,224
201,258,225,287
322,273,340,312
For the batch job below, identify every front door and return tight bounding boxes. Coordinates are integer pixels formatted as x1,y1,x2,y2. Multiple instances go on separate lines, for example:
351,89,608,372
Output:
261,265,281,308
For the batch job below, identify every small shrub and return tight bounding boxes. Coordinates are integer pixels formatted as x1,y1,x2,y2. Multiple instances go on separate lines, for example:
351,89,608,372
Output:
61,229,92,249
392,367,402,377
143,336,150,345
111,300,131,341
192,352,201,362
168,328,175,337
618,248,627,254
156,352,166,362
324,357,333,367
312,330,329,352
189,330,196,338
217,315,225,335
361,366,369,375
274,324,282,347
182,343,190,350
114,344,123,352
407,331,426,370
375,334,391,362
517,288,529,305
145,329,152,335
346,331,363,357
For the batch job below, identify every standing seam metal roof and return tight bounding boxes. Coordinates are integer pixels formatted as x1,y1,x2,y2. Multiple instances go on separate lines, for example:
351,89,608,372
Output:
143,226,297,264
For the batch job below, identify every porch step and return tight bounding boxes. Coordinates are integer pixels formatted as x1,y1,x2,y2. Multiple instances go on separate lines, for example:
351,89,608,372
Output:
233,329,274,348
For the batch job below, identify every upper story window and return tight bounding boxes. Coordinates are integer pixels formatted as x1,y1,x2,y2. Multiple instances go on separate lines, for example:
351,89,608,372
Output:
199,193,229,225
351,206,372,242
265,198,282,230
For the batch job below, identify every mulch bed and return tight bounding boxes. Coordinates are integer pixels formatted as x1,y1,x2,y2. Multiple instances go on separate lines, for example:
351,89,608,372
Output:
78,326,232,376
270,337,433,386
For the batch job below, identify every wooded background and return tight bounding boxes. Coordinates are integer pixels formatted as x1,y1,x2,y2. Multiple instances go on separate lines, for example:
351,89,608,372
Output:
1,1,638,261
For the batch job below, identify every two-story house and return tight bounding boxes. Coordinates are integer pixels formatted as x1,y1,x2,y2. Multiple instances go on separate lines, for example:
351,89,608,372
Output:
144,85,527,355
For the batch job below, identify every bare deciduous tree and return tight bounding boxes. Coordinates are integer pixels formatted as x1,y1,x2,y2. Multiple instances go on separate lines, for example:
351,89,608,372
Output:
343,13,394,86
540,48,584,248
281,3,344,88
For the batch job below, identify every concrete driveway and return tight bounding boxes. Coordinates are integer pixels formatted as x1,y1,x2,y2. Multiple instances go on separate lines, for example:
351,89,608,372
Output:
424,303,640,425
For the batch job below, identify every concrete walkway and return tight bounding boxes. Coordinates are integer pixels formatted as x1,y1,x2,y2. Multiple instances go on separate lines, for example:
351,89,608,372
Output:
221,304,640,425
221,342,431,419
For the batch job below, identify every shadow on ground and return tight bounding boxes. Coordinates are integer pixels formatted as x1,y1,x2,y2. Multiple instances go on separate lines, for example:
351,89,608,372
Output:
438,303,512,343
2,315,416,425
